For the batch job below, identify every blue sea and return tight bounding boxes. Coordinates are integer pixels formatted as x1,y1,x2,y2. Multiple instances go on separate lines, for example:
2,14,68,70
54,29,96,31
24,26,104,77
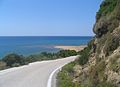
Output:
0,36,92,58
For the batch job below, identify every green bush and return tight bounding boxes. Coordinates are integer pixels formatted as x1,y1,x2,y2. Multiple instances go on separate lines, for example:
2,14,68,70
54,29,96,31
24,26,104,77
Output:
57,50,77,58
2,53,25,67
25,50,77,63
78,38,94,65
78,47,91,65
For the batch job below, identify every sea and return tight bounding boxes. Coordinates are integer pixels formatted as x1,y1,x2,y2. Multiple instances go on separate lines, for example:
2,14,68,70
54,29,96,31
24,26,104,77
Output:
0,36,92,58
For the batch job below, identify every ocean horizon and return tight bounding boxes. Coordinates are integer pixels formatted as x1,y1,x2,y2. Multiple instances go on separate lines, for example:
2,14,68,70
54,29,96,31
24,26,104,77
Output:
0,36,92,58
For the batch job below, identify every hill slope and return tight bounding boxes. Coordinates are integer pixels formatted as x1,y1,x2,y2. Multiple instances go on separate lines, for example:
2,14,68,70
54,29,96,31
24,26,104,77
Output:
58,0,120,87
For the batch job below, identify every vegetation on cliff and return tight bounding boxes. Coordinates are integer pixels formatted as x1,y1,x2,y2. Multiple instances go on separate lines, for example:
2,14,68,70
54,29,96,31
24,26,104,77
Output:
58,0,120,87
96,0,118,20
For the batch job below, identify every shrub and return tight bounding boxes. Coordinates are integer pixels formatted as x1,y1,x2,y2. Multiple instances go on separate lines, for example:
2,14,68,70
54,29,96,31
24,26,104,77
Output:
79,47,91,65
0,61,7,70
25,55,42,63
57,50,77,58
2,53,25,67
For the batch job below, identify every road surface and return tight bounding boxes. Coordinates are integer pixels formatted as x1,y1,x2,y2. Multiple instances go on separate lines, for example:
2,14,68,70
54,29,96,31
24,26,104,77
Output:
0,56,77,87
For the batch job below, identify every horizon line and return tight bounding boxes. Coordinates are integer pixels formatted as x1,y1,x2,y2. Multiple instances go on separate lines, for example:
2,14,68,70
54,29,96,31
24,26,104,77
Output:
0,35,94,37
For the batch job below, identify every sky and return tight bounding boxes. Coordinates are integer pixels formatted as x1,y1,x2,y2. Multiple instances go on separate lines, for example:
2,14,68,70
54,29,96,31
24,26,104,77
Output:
0,0,102,36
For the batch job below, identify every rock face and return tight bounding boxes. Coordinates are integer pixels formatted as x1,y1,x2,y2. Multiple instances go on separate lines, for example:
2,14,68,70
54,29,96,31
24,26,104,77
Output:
93,0,120,37
93,0,120,58
58,0,120,87
72,0,120,87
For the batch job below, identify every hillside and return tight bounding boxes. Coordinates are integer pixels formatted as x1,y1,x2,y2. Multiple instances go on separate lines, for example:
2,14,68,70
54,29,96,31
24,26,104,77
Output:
58,0,120,87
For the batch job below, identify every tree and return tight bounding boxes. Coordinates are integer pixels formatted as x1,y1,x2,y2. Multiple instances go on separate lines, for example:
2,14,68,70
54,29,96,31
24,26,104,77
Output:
2,53,25,67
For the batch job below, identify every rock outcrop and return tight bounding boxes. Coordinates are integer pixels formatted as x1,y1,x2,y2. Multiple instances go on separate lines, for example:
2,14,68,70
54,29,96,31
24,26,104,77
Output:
59,0,120,87
73,0,120,86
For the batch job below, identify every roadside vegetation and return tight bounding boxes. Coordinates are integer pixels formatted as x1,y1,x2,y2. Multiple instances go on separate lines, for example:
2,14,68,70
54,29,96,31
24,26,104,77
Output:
57,62,80,87
57,44,91,87
57,42,117,87
57,40,93,87
0,50,77,70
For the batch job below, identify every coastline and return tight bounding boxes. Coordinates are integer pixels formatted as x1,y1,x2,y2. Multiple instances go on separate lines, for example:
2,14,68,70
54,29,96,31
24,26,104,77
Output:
0,36,91,58
54,45,87,52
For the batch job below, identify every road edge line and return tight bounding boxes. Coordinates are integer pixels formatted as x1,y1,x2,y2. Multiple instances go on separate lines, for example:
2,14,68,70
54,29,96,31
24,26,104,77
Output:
47,56,77,87
47,64,65,87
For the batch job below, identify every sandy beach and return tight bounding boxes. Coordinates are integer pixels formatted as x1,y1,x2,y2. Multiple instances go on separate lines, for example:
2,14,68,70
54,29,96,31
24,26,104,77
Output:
55,45,87,52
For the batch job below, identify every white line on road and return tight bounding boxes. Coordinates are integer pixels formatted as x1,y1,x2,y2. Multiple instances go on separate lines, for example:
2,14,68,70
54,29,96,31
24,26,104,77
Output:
47,65,63,87
47,56,78,87
47,57,77,87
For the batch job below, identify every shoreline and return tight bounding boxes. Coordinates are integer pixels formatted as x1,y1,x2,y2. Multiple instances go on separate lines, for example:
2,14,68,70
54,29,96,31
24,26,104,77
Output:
0,45,86,59
54,45,87,52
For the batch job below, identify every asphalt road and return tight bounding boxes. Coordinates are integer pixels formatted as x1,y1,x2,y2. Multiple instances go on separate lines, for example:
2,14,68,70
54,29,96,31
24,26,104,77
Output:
0,56,77,87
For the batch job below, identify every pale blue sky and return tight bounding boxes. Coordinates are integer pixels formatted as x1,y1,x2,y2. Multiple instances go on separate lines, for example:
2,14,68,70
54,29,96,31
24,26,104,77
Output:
0,0,102,36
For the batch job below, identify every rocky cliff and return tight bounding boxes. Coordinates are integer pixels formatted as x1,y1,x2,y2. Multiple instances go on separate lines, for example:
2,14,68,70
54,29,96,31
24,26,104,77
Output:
58,0,120,87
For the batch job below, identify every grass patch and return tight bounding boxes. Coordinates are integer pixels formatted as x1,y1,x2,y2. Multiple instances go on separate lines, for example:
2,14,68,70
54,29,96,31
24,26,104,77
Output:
57,62,79,87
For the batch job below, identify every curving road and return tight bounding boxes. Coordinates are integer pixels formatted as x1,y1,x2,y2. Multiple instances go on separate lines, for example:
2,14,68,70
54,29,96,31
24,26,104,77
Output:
0,56,77,87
